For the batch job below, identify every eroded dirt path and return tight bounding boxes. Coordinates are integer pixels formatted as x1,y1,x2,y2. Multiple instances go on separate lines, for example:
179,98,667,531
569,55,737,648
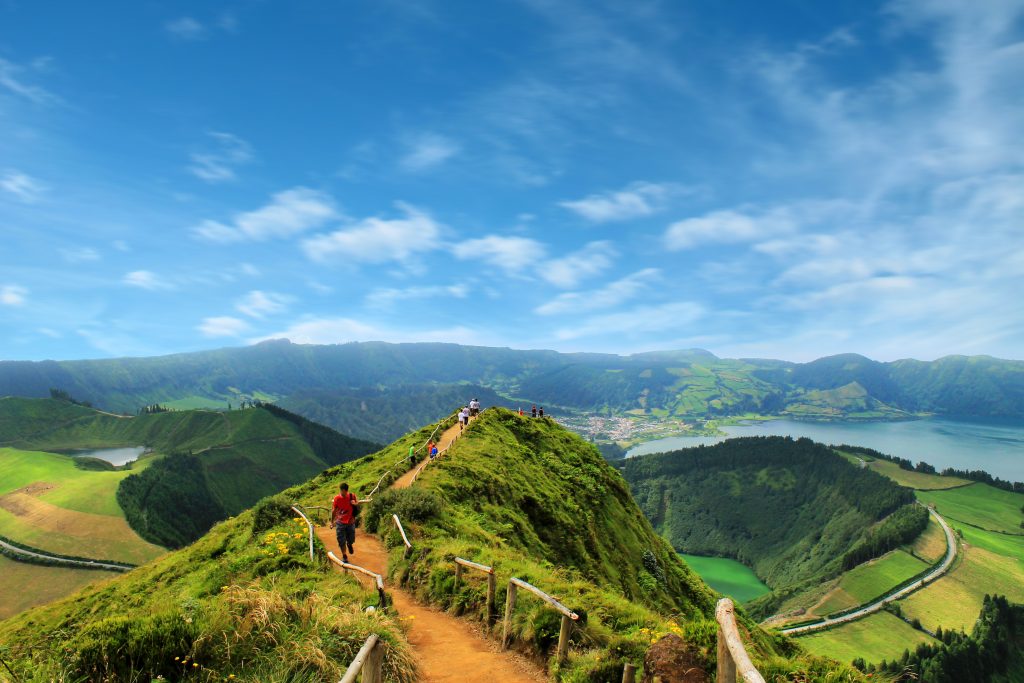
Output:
316,526,544,683
391,419,469,490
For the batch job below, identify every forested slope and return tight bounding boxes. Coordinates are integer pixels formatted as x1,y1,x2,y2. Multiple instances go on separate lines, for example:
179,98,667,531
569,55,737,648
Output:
623,436,917,616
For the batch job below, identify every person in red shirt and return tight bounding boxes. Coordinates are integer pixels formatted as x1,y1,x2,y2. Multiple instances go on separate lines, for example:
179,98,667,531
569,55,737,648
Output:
331,482,360,562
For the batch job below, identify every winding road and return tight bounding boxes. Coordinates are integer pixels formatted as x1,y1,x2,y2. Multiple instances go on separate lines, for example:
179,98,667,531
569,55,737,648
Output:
0,538,133,572
782,505,957,636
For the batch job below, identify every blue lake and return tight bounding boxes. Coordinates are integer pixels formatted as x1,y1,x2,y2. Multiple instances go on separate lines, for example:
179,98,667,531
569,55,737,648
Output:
626,417,1024,481
68,446,146,466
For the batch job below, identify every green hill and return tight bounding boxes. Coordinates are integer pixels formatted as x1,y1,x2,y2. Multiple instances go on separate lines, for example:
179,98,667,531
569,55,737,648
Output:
0,397,379,547
0,409,864,682
622,436,919,617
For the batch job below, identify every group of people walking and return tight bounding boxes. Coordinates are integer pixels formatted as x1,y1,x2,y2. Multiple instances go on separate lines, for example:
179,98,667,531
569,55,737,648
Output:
458,398,481,430
518,405,545,418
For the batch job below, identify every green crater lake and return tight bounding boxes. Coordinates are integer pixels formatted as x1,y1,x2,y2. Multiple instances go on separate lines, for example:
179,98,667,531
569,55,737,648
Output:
679,554,770,604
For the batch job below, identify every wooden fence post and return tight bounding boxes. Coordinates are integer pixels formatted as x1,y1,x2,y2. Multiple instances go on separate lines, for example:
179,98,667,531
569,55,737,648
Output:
501,581,518,649
362,638,383,683
717,624,736,683
622,663,637,683
556,613,572,663
455,562,463,589
486,572,497,625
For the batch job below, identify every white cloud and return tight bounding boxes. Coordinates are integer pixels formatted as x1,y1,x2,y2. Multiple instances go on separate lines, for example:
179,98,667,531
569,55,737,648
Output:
0,57,58,104
1,171,46,203
1,285,27,306
198,316,250,337
123,270,171,290
560,181,690,222
112,240,131,252
665,208,797,250
166,17,206,41
59,247,100,263
188,131,253,183
193,187,337,243
236,290,289,318
253,317,482,346
399,133,460,172
555,301,703,340
539,241,616,288
365,285,466,308
536,268,659,315
302,202,442,263
452,235,547,274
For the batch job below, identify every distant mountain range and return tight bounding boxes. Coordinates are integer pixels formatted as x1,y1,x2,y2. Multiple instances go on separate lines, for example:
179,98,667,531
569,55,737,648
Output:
1,340,1022,441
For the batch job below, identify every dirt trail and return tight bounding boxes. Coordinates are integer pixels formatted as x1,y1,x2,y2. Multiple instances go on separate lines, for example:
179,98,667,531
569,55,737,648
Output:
391,419,469,490
316,525,544,683
319,412,543,682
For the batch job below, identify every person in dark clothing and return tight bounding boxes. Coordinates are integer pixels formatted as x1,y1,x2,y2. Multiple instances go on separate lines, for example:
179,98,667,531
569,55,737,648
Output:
331,482,360,562
539,406,545,417
531,405,537,418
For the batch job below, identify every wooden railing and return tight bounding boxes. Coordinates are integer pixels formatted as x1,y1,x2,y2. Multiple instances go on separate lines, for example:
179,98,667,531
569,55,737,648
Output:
715,598,765,683
502,577,579,663
339,634,383,683
366,410,460,498
291,505,316,561
392,514,412,558
453,557,497,624
328,551,387,608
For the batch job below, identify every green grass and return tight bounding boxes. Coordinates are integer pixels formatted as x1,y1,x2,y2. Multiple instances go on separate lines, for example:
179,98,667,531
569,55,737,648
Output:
916,483,1024,534
797,611,937,666
0,446,134,517
899,535,1024,633
814,549,929,615
837,452,971,490
909,514,948,564
0,555,121,621
160,395,230,410
679,554,770,604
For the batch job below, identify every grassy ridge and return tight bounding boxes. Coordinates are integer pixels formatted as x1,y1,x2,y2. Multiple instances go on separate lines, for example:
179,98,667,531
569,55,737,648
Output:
916,483,1024,534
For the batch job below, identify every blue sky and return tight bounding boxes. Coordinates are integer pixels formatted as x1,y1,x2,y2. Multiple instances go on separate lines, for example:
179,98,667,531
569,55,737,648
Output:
1,0,1022,363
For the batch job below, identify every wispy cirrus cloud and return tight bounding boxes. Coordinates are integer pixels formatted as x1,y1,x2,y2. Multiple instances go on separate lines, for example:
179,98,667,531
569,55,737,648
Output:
452,235,547,275
301,202,442,264
536,268,659,315
1,285,28,306
0,57,59,104
123,270,172,290
365,285,466,308
555,301,703,341
235,290,290,318
165,17,207,41
193,187,337,243
198,316,250,337
59,247,100,263
188,131,253,183
539,240,615,288
399,133,460,172
560,181,691,222
1,170,46,203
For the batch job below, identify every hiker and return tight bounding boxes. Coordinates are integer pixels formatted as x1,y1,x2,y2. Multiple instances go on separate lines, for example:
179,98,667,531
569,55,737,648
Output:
531,405,537,418
518,407,523,416
426,439,435,458
539,406,545,418
331,482,360,563
469,398,481,417
408,445,415,463
459,406,469,430
430,444,439,459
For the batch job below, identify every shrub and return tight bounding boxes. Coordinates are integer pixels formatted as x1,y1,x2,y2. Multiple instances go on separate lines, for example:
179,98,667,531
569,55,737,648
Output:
364,487,442,533
251,494,295,535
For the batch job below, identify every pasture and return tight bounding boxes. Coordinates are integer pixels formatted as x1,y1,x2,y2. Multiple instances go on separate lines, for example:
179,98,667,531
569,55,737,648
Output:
909,514,948,563
899,536,1024,632
797,610,937,665
812,549,929,616
678,553,770,603
916,483,1024,534
0,555,120,620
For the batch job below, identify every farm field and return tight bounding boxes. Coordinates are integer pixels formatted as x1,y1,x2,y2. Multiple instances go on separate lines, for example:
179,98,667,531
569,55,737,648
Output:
812,549,929,616
796,610,937,665
837,452,971,490
909,514,948,563
0,555,120,620
916,483,1024,534
899,535,1024,633
0,447,166,564
678,553,770,603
